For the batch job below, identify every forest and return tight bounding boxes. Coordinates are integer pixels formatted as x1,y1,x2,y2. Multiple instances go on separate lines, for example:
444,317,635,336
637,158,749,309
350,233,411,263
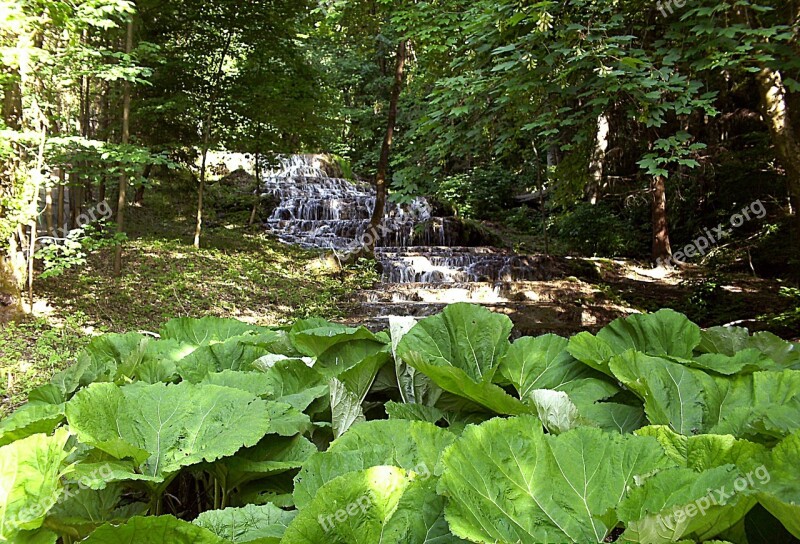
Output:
1,0,799,543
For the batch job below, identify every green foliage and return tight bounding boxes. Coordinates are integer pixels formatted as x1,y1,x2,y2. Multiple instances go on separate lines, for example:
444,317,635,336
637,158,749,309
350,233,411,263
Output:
551,202,645,256
3,304,800,542
36,222,127,279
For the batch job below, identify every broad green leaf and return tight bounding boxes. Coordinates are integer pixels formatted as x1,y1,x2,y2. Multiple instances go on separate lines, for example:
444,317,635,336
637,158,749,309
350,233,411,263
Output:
45,484,148,541
404,356,528,414
291,324,384,359
283,466,454,544
500,334,618,407
329,378,365,439
384,402,488,435
66,382,291,479
582,402,647,434
397,303,513,383
391,316,441,406
294,420,455,509
439,415,673,543
0,430,73,541
193,503,296,543
159,316,267,345
568,310,701,375
609,350,710,435
757,431,800,537
0,403,65,447
213,434,317,490
618,465,755,543
177,333,283,382
82,515,227,543
254,359,328,411
200,370,273,397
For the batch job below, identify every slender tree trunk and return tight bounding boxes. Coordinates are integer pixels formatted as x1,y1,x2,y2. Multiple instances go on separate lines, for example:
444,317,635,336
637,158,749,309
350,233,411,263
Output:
134,163,151,206
651,174,672,264
249,151,262,226
113,19,133,275
194,31,233,249
588,113,609,204
57,171,65,236
363,40,407,256
44,185,54,236
756,66,800,233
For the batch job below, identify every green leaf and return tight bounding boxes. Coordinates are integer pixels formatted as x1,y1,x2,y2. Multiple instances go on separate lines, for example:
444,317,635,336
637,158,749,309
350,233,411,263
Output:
65,382,290,479
255,359,328,411
757,430,800,538
500,334,618,407
609,350,710,435
45,484,148,541
397,304,524,414
193,503,297,543
82,515,228,543
293,420,455,510
439,416,673,543
0,430,73,541
0,403,65,447
159,317,267,345
283,466,456,544
398,303,512,383
568,310,701,375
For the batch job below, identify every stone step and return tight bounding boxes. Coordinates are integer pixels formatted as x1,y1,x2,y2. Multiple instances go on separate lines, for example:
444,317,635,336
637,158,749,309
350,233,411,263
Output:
358,280,600,304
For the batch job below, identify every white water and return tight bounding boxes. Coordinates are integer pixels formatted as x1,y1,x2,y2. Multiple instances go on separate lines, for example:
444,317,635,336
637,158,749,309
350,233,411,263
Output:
258,155,537,284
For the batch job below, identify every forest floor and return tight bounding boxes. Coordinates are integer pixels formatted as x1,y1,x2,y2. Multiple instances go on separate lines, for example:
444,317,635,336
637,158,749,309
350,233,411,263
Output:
1,183,796,416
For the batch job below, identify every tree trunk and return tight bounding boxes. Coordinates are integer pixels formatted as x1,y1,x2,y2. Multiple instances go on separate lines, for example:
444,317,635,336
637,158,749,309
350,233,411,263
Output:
194,31,233,249
113,19,133,275
134,163,151,206
0,235,25,322
363,40,407,256
588,113,609,204
651,174,672,264
755,66,800,233
249,151,262,226
57,171,65,236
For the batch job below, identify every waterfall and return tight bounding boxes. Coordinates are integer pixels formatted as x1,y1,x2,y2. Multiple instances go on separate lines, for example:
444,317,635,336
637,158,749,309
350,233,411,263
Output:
260,155,538,284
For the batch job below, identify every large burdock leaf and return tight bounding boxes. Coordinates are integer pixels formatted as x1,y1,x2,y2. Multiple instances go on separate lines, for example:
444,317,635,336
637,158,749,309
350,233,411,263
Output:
617,465,754,543
609,350,711,435
499,334,618,408
83,515,227,543
193,503,296,543
756,430,800,537
294,420,456,509
396,303,525,415
0,429,73,541
283,466,462,544
159,316,267,345
619,427,767,542
45,484,148,541
0,403,65,447
177,332,288,383
65,382,298,479
438,415,672,543
398,303,512,383
390,316,440,406
568,309,701,375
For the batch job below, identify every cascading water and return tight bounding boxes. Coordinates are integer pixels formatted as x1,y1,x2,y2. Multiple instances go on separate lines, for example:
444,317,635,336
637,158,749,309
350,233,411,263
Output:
254,154,621,334
260,155,536,283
